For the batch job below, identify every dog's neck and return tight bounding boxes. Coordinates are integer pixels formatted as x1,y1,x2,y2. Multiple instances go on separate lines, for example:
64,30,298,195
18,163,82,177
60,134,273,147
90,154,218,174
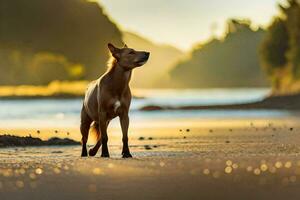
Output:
106,59,132,95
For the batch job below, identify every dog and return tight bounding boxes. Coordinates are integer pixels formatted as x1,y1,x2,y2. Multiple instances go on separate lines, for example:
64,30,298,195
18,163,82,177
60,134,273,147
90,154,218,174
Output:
80,43,150,158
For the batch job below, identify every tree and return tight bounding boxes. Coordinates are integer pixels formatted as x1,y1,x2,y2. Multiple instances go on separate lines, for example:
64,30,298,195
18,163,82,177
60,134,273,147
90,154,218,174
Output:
282,0,300,77
29,53,73,85
260,0,300,91
260,18,289,72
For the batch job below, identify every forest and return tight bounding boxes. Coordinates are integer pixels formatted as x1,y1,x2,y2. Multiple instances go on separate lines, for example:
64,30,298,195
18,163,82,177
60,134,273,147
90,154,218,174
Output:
260,0,300,94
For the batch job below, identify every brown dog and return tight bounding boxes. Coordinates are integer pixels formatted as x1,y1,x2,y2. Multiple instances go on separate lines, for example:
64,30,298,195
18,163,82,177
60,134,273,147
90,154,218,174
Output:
80,43,150,158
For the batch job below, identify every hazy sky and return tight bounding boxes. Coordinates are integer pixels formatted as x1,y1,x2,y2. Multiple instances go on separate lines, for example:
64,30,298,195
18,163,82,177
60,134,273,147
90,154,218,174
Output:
99,0,284,50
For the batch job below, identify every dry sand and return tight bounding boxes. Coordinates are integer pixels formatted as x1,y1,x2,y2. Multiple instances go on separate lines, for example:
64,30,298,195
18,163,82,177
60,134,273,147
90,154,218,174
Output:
1,118,300,200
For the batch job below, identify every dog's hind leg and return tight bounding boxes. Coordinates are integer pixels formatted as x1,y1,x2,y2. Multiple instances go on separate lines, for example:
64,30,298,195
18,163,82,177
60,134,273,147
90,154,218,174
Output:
99,114,110,158
80,105,92,157
88,123,102,157
89,120,110,157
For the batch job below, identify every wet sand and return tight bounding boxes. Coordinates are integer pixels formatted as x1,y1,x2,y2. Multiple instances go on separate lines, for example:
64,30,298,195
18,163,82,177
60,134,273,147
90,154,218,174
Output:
1,119,300,200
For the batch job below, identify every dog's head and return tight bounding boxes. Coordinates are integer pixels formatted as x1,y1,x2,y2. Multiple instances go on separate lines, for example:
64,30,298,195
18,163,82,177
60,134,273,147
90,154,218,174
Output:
108,43,150,69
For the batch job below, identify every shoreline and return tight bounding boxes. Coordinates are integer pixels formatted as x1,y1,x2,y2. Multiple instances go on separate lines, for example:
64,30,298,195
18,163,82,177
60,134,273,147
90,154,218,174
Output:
0,95,144,100
0,95,83,100
140,93,300,111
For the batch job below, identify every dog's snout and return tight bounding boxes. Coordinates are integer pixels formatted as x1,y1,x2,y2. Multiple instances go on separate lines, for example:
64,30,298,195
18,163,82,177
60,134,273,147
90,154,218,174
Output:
144,52,150,59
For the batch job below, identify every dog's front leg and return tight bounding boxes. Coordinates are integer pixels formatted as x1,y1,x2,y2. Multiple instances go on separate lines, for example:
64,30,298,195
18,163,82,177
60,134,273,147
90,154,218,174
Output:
120,113,132,158
99,112,110,158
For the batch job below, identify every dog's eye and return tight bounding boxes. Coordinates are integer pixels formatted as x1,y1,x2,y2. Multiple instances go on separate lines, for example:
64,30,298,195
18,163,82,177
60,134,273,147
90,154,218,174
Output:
129,51,135,55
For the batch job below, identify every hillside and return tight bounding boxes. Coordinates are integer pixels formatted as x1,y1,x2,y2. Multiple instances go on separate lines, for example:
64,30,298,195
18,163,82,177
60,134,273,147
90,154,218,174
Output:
168,19,269,88
0,0,123,85
123,32,183,88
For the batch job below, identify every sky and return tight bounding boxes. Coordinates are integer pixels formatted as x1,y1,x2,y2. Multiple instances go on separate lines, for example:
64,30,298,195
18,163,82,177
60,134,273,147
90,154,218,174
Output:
98,0,285,50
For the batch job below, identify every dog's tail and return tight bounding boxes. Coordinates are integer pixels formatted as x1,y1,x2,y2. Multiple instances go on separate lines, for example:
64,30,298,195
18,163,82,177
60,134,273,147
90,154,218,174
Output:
88,122,102,157
90,122,101,140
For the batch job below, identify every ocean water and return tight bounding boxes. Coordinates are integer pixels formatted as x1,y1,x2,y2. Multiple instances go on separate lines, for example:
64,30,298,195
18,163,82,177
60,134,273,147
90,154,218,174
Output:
0,88,295,128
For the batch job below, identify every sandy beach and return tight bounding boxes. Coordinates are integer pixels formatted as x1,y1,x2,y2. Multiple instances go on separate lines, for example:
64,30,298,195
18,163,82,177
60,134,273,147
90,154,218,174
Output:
1,116,300,200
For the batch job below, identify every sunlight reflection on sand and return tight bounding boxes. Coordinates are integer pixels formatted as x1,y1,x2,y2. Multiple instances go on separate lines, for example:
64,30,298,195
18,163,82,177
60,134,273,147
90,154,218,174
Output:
2,118,300,195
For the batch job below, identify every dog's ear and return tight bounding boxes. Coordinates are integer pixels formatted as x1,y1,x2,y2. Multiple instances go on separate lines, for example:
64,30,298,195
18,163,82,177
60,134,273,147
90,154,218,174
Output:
108,43,118,53
108,43,121,59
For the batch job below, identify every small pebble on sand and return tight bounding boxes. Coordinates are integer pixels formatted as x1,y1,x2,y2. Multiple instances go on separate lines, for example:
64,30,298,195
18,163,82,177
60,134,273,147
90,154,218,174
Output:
268,123,273,127
226,140,230,144
37,130,40,134
148,137,153,140
186,129,190,132
51,151,63,154
138,137,145,141
290,128,294,131
144,145,152,150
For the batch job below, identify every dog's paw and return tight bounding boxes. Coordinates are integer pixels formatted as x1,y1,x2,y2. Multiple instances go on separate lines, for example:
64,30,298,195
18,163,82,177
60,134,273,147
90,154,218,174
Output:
122,153,133,158
81,151,88,157
88,149,97,157
101,153,110,158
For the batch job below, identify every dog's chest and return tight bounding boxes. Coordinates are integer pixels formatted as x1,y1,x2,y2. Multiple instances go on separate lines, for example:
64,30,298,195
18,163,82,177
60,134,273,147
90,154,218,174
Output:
113,100,121,113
